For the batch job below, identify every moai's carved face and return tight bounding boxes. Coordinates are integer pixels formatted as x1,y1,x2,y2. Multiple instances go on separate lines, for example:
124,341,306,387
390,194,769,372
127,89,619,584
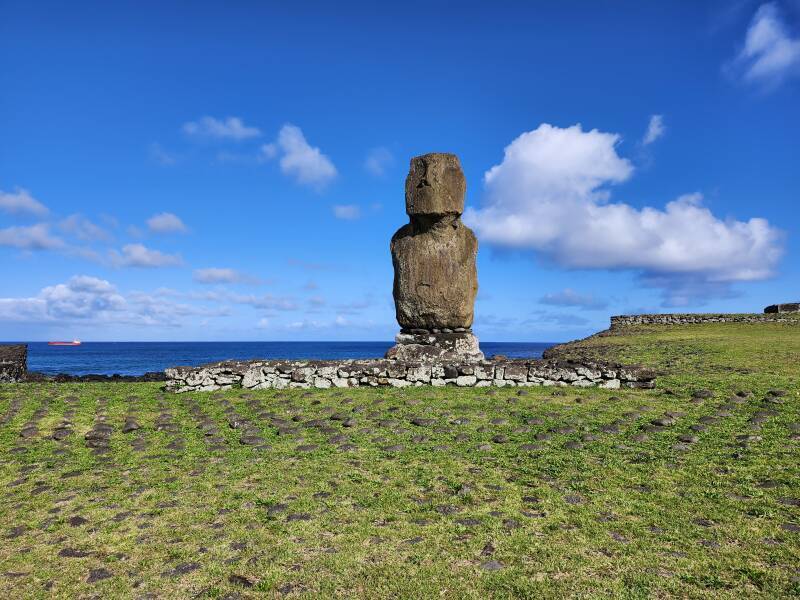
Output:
404,153,466,218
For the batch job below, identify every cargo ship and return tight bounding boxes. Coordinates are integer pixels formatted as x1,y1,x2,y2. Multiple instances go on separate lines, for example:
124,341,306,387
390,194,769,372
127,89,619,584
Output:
48,340,82,346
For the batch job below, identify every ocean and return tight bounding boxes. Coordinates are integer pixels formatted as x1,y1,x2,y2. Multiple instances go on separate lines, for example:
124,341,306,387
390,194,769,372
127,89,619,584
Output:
15,341,555,376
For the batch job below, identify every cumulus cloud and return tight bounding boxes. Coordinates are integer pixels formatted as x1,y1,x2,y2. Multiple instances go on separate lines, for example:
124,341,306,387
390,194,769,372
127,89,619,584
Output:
146,212,188,234
182,116,261,140
256,318,270,329
261,124,337,190
540,289,608,310
193,267,257,284
110,243,183,268
0,188,49,217
642,115,665,145
0,275,226,326
60,215,112,242
332,204,361,220
0,223,64,250
364,147,394,176
728,3,800,88
464,123,783,304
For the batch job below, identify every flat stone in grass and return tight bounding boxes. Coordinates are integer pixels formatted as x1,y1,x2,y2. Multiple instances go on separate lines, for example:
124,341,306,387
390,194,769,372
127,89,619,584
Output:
491,434,508,443
68,515,88,527
480,560,504,571
692,390,714,399
564,441,584,450
6,525,27,539
382,444,404,453
564,494,584,505
239,434,264,446
410,417,435,427
59,547,90,558
519,443,541,451
781,522,800,533
286,513,311,522
52,427,72,441
162,562,200,577
122,419,140,433
296,444,318,453
19,426,38,439
86,568,112,583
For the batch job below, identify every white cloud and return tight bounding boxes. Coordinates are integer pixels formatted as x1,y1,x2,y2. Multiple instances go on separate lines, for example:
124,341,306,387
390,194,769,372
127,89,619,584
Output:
332,204,361,220
110,243,183,268
182,116,261,140
146,212,188,234
464,123,783,303
60,215,112,242
149,142,177,166
0,223,64,250
364,147,394,176
642,115,665,145
193,267,254,284
0,275,227,326
262,124,337,190
0,188,49,217
540,289,608,310
729,3,800,88
256,318,270,329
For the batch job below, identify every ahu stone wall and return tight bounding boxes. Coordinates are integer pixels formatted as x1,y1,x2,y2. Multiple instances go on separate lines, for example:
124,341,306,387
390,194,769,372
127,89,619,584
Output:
0,345,27,383
165,358,655,393
610,313,800,328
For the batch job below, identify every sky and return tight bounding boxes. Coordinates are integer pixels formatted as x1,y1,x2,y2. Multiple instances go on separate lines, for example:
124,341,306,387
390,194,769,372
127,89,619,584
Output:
1,0,799,342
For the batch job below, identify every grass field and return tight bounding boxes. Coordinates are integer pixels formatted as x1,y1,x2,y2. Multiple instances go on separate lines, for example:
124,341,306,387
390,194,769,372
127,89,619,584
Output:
1,321,798,598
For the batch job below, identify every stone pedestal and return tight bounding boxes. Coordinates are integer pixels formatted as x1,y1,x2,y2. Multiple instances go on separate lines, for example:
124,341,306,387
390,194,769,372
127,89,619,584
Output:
385,331,484,363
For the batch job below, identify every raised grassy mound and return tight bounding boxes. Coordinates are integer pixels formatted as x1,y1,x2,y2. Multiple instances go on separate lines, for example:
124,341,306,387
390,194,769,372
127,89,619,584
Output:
0,320,798,597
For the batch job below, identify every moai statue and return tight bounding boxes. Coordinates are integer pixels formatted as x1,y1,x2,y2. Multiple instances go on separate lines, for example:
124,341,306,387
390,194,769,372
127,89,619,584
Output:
386,153,484,363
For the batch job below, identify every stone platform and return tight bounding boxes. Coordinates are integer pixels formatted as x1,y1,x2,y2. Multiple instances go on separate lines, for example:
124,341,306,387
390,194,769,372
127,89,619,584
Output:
0,345,26,383
165,357,655,393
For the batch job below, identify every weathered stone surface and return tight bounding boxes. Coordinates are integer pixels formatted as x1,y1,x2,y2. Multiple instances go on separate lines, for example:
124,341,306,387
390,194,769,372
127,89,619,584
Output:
0,345,26,383
764,303,800,314
391,218,477,330
390,152,480,363
385,332,483,363
611,312,800,327
165,357,655,393
405,153,466,217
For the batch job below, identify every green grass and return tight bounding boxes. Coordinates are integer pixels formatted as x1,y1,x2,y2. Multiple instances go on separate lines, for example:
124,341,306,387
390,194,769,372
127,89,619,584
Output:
1,321,798,598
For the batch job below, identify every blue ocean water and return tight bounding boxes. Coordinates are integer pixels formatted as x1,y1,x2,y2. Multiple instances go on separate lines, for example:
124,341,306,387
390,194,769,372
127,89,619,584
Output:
14,341,555,376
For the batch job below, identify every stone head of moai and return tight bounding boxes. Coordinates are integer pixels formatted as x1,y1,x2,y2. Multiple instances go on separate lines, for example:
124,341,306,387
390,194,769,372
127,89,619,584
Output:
404,153,467,220
391,153,479,332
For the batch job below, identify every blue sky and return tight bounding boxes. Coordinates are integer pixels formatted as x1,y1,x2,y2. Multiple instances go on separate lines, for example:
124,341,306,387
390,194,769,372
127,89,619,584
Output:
1,0,798,342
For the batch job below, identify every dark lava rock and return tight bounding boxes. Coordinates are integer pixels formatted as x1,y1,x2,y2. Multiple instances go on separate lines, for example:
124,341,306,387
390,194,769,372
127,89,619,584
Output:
58,547,90,558
68,515,89,527
410,417,435,427
86,568,112,583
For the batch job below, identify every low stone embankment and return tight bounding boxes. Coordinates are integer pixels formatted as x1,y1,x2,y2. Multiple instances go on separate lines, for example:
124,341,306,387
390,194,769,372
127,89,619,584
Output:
610,313,800,328
165,358,655,393
0,345,26,383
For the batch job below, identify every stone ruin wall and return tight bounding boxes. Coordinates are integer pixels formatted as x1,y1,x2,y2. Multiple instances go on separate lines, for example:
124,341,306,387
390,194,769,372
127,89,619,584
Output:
610,313,800,328
164,358,655,393
0,345,27,383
